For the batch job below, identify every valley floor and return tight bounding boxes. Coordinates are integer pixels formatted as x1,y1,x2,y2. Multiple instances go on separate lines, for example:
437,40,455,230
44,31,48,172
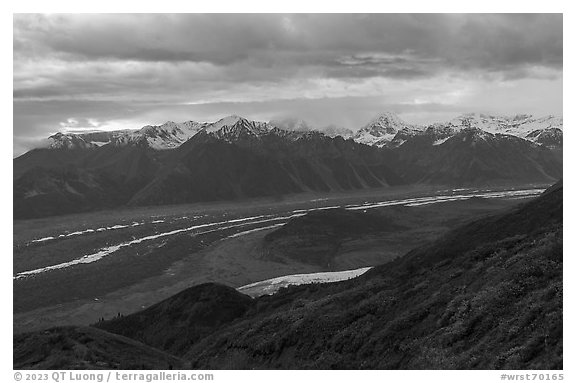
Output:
13,184,548,334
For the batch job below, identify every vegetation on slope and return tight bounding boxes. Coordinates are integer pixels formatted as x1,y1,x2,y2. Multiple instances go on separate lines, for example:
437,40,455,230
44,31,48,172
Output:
14,326,183,369
96,283,254,356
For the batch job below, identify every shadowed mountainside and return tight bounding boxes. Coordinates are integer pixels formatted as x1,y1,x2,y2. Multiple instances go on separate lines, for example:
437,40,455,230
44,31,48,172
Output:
95,284,254,357
13,326,183,370
13,131,402,219
384,128,561,185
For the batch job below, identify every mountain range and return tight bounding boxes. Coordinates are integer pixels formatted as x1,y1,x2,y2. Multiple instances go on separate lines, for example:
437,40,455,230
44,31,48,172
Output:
353,112,563,149
14,112,562,219
38,112,563,152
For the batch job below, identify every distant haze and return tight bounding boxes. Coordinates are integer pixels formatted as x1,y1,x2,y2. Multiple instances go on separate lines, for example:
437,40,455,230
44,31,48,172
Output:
14,14,562,156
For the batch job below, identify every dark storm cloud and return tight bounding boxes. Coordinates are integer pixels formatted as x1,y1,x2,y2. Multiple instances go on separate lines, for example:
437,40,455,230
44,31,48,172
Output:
14,14,562,74
13,13,563,104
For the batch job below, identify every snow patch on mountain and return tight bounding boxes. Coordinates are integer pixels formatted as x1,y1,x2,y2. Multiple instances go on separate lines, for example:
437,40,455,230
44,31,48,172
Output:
433,137,451,146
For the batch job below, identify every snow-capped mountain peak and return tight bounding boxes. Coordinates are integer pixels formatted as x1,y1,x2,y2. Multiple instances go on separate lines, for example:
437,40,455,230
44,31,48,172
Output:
364,112,409,134
353,112,422,147
112,120,204,150
47,132,97,150
209,116,272,142
205,115,245,132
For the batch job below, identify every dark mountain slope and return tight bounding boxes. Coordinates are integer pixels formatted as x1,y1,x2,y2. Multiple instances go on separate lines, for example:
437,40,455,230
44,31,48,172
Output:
13,167,129,219
127,131,403,207
95,283,254,356
13,146,164,219
14,326,183,370
386,129,561,185
14,131,404,218
80,144,165,182
127,132,304,205
182,182,562,369
253,132,403,190
13,148,91,180
386,177,562,271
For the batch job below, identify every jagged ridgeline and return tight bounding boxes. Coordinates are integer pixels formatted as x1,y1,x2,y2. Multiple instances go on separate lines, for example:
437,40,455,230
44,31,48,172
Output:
14,113,562,219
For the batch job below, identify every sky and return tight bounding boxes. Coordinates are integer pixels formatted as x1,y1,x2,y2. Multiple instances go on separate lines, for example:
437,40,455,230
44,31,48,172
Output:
13,13,563,155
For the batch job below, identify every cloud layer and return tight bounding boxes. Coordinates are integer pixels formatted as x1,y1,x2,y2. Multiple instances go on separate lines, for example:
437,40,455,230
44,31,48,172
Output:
13,14,563,155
